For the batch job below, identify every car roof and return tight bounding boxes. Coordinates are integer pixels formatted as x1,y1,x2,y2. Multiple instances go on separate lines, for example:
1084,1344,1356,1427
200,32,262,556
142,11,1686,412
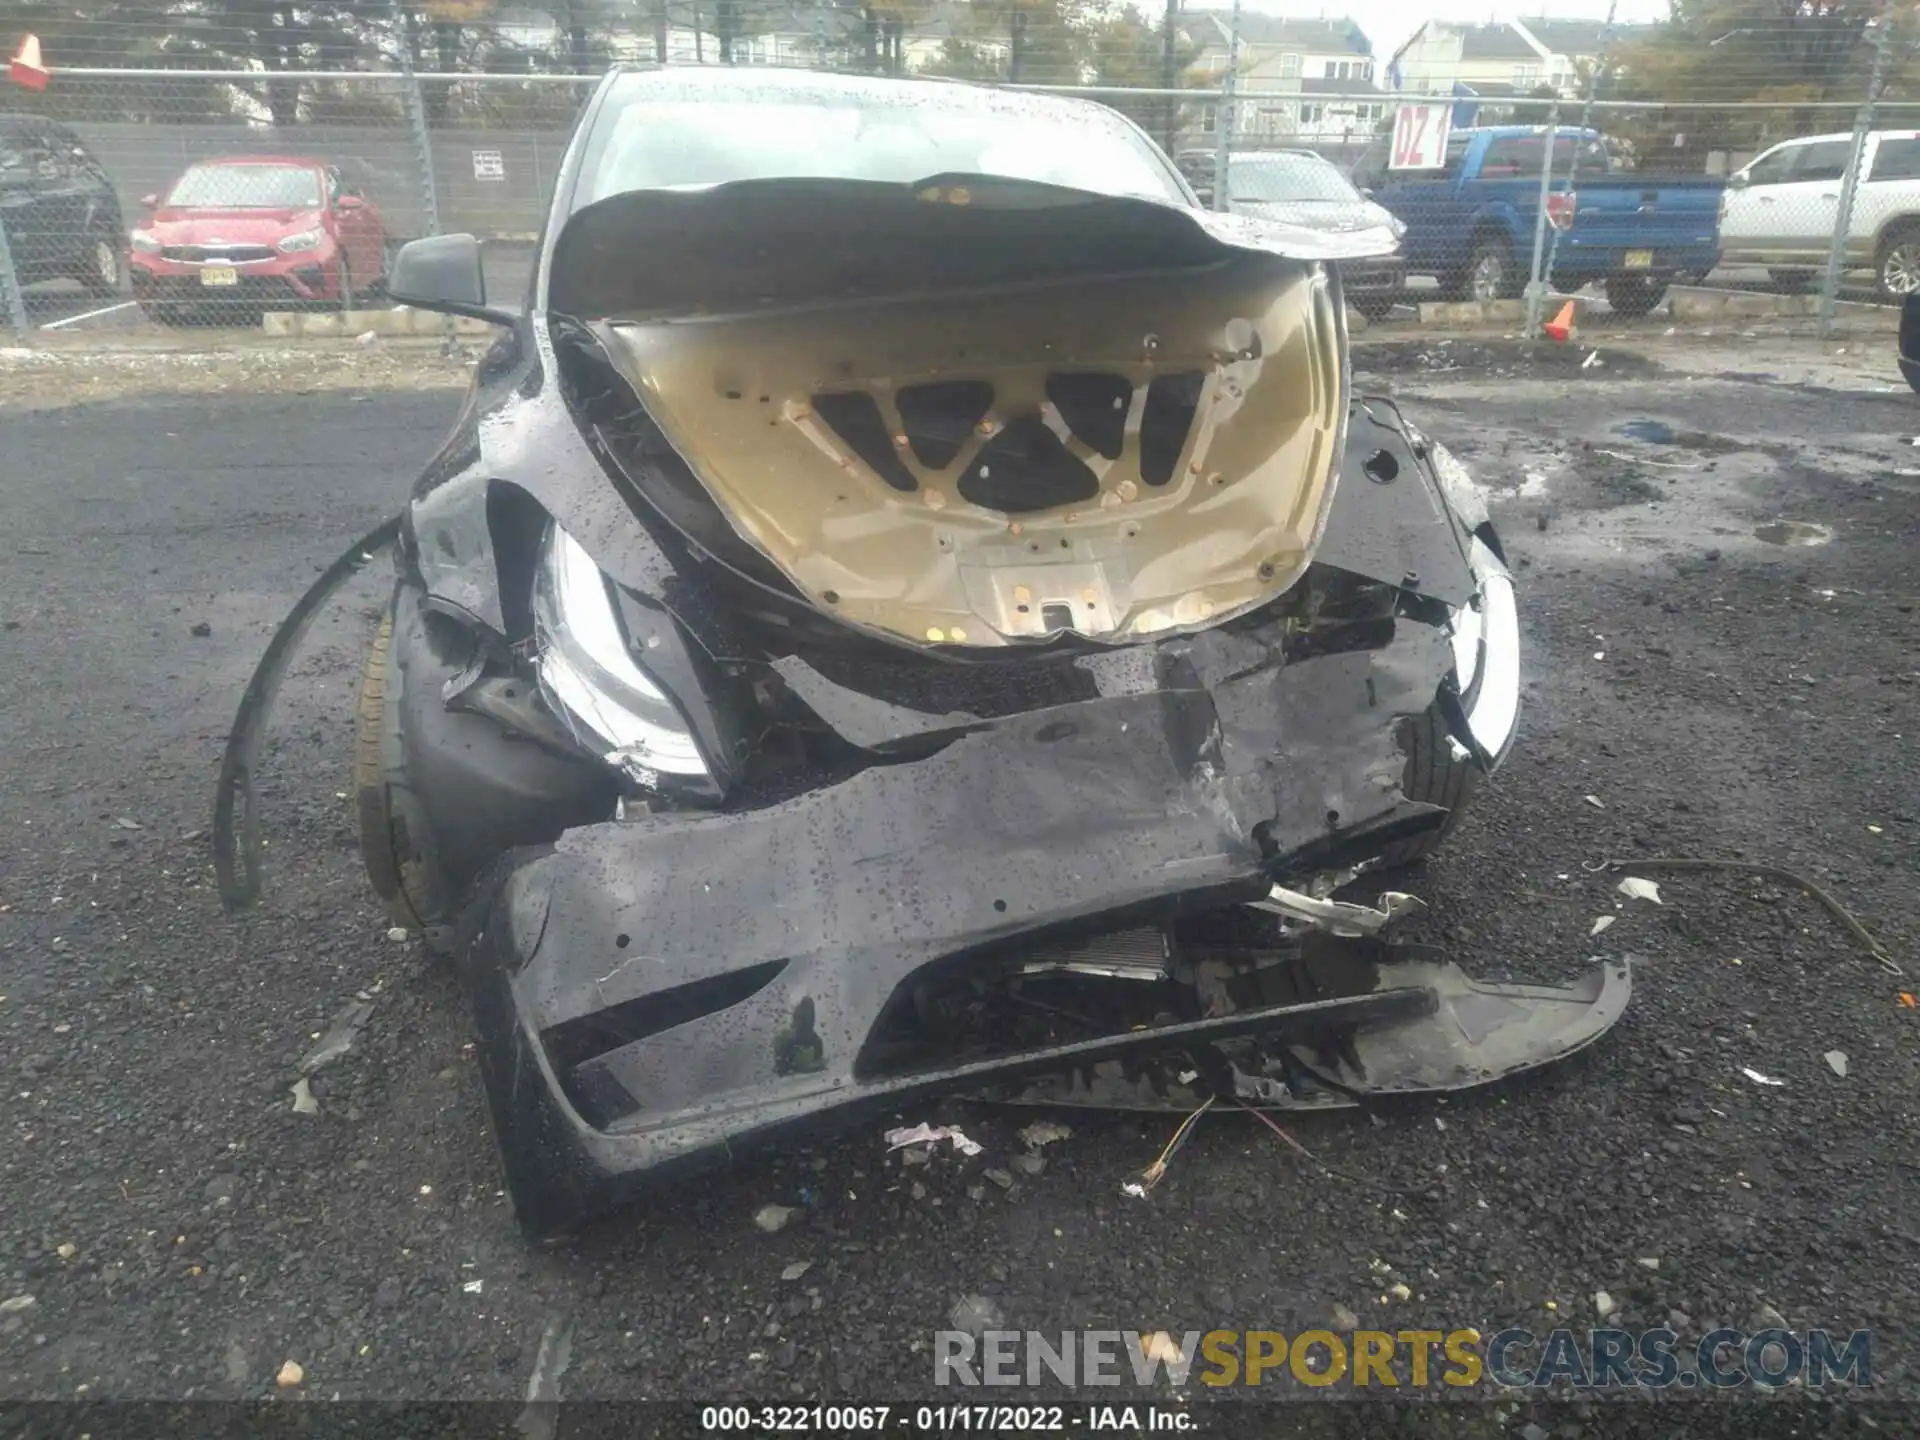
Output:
186,155,328,168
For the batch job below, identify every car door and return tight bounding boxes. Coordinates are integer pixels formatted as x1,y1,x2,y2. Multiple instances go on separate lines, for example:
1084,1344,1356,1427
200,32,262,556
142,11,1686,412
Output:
1856,133,1920,260
0,123,56,277
1719,140,1805,258
1771,138,1853,260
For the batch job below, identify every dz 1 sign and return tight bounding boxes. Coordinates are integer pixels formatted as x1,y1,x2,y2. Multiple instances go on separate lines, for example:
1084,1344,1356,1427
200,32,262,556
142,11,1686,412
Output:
1390,103,1451,171
472,149,505,182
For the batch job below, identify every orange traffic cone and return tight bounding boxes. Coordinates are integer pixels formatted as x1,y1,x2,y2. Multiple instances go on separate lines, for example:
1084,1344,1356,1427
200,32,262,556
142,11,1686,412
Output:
9,34,49,91
1543,299,1576,343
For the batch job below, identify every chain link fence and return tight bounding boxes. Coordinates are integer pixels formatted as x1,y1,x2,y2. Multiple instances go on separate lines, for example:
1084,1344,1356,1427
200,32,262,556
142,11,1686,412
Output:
5,2,1920,339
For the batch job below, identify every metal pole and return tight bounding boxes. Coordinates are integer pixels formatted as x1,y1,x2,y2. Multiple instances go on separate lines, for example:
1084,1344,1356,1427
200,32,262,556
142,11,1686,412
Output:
1542,0,1614,313
1210,0,1240,212
1525,101,1560,332
0,217,28,340
1820,7,1891,334
390,0,441,239
1160,0,1181,154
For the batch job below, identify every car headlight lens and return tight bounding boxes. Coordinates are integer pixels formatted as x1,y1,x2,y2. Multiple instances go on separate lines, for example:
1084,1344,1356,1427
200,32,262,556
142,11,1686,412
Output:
532,522,709,784
278,228,323,253
129,231,162,254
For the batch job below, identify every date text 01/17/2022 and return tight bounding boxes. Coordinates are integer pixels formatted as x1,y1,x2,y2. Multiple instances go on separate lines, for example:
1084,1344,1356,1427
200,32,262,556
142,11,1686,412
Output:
698,1404,1196,1432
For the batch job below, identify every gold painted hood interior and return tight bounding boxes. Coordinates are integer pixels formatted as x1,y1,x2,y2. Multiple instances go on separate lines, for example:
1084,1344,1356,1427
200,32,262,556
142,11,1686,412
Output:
596,252,1347,649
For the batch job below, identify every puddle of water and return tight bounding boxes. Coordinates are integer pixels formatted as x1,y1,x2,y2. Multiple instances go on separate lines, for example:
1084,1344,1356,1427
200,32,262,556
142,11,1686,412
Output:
1619,419,1675,445
1753,521,1834,547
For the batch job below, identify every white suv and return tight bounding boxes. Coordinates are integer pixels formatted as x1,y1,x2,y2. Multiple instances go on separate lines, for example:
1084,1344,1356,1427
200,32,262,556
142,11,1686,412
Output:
1719,130,1920,296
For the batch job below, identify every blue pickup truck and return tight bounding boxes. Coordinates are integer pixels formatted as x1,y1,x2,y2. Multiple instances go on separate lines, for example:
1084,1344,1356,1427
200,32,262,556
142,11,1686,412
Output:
1351,126,1723,315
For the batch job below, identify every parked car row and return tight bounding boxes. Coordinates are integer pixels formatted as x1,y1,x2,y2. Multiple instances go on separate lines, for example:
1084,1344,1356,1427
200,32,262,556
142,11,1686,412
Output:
1203,126,1920,316
1,116,389,323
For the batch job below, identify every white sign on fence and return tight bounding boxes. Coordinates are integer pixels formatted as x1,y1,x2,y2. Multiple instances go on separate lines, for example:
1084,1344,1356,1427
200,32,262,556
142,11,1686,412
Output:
472,149,505,182
1390,104,1452,171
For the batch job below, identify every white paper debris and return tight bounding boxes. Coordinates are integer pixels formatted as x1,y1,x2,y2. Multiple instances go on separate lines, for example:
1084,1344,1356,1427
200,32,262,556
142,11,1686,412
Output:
1741,1067,1786,1087
289,1077,319,1116
1139,1331,1186,1365
885,1123,982,1157
1121,1181,1149,1199
1582,350,1601,369
1590,915,1616,936
463,1279,484,1294
1824,1050,1848,1078
1584,795,1605,809
753,1204,796,1233
780,1260,812,1282
1616,877,1662,904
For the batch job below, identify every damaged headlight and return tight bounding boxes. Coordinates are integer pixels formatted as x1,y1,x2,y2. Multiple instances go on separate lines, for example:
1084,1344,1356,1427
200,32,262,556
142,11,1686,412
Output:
532,523,709,785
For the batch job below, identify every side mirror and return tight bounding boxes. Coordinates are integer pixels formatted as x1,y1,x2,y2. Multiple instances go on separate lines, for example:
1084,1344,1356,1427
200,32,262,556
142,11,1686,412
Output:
139,192,158,208
1359,186,1376,199
388,233,515,324
336,194,364,210
1727,172,1749,190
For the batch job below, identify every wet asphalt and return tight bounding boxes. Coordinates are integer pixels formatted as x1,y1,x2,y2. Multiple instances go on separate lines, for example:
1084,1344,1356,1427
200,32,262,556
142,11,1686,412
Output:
0,340,1917,1434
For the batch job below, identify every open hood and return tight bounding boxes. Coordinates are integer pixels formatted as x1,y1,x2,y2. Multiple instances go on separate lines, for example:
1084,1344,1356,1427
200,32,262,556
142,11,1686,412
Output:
555,175,1387,650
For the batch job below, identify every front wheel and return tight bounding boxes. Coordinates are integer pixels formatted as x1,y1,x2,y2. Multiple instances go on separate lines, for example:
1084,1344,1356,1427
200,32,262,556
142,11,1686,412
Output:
1376,702,1481,869
354,604,453,947
1457,237,1517,303
78,236,125,298
1604,273,1669,317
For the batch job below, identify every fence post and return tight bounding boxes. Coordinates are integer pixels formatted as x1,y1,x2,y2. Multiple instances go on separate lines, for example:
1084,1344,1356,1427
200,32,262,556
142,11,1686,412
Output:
1209,0,1240,212
1525,103,1560,335
392,0,442,240
1820,11,1891,335
0,217,27,341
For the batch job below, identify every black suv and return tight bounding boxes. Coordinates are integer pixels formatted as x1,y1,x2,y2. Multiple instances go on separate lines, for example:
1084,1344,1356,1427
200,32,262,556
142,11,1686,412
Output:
0,115,125,296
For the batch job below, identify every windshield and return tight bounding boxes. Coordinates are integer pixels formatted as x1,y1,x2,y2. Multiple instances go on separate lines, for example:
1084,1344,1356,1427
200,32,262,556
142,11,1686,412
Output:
574,77,1186,208
166,164,320,209
1228,153,1359,204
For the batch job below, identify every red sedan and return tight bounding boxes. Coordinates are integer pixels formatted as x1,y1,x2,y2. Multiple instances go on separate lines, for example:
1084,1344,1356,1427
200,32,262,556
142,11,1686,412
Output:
128,156,388,323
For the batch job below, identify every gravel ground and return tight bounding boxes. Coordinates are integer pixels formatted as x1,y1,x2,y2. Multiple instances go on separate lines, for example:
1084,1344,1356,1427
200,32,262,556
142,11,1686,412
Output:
0,335,1916,1432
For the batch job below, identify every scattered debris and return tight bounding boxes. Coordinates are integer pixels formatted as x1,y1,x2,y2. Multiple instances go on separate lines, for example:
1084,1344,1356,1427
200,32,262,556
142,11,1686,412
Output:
1636,1257,1661,1272
1594,1290,1617,1320
1434,1117,1447,1132
1590,915,1616,936
780,1261,812,1282
1581,349,1601,370
1584,794,1605,809
356,330,380,348
112,817,142,831
189,621,212,638
754,1204,796,1234
1615,877,1663,904
289,1078,319,1116
1387,1283,1412,1302
984,1167,1014,1190
1824,1050,1849,1078
0,1295,36,1315
55,1243,74,1260
1331,1303,1359,1329
1741,1067,1786,1087
516,1315,575,1440
463,1279,484,1294
949,1294,1005,1337
884,1123,982,1157
1121,1181,1149,1200
275,1360,304,1388
298,999,373,1076
1135,1098,1213,1194
1594,857,1901,975
386,926,409,943
1018,1120,1072,1150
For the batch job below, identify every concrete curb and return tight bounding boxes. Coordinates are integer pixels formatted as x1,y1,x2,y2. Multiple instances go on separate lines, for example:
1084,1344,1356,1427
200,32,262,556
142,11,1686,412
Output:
261,309,497,338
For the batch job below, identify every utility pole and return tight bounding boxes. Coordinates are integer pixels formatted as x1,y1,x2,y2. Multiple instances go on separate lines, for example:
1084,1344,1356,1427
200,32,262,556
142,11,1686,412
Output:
1160,0,1181,154
1820,5,1893,334
1209,0,1240,212
655,0,670,64
1535,0,1613,332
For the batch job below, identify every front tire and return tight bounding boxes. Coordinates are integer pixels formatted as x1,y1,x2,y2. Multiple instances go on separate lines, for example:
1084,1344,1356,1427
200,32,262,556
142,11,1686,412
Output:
354,604,453,947
1604,273,1669,317
1448,236,1517,303
1377,702,1480,869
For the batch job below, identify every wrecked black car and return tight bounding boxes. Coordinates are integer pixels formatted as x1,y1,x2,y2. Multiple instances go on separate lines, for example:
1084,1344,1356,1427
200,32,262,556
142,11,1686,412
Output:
217,68,1627,1238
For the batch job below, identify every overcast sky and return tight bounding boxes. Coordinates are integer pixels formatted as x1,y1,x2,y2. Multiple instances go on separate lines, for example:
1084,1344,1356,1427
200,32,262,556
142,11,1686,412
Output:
1227,0,1674,64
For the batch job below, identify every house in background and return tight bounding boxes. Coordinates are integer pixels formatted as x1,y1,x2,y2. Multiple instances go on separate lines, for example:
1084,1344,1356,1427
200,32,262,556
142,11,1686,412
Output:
1388,18,1658,101
1186,13,1382,145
